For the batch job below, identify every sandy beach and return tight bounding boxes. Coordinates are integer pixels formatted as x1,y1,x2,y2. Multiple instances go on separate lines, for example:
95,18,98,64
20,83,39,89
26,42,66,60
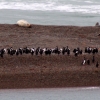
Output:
0,24,100,89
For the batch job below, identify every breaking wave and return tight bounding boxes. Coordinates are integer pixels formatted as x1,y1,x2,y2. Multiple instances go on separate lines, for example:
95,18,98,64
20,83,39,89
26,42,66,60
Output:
0,0,100,14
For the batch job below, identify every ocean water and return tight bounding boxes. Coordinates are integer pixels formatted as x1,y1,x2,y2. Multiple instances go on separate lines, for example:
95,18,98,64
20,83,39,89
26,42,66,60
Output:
0,87,100,100
0,0,100,26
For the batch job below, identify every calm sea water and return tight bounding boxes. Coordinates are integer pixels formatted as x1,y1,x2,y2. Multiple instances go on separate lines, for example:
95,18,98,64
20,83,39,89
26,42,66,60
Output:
0,87,100,100
0,0,100,26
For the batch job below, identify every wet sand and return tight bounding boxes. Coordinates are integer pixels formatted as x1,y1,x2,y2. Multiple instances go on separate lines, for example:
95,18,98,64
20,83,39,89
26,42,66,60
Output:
0,24,100,89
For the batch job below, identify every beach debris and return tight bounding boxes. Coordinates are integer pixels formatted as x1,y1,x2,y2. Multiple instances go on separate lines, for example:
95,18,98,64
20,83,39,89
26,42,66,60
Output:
95,22,99,26
17,19,31,28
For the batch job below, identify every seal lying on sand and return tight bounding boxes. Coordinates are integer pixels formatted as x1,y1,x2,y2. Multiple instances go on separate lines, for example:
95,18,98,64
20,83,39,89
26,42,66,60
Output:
17,20,31,28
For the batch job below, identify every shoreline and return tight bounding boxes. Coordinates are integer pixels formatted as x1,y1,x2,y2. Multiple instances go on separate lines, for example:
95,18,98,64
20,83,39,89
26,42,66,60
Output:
0,24,100,88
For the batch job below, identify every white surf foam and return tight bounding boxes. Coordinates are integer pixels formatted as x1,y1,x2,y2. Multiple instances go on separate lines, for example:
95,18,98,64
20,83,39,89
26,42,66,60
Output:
0,0,100,14
80,87,100,90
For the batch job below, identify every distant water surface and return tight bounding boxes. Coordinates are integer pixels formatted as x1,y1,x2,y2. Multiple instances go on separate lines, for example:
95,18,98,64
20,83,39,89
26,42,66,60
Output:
0,0,100,26
0,87,100,100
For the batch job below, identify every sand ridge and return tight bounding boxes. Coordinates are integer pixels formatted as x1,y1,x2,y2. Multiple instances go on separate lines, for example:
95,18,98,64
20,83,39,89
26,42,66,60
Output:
0,24,100,88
